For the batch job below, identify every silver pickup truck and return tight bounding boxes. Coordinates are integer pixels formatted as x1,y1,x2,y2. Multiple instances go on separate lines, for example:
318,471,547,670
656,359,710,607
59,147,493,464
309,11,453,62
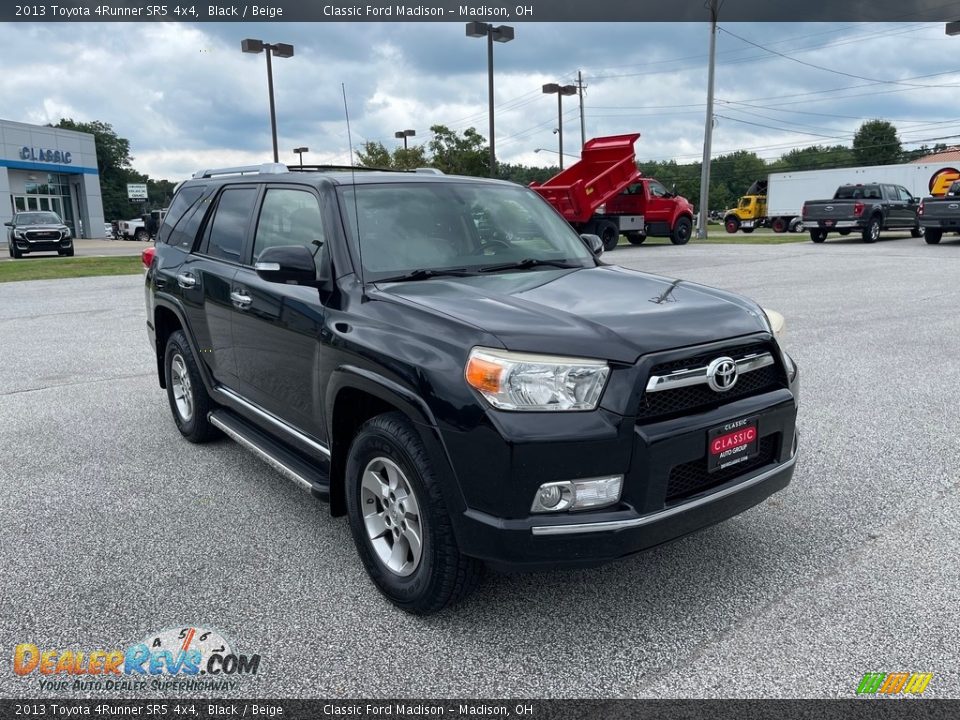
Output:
918,181,960,244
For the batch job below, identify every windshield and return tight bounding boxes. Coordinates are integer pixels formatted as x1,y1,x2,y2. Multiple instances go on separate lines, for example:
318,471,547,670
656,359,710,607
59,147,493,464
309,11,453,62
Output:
338,182,595,281
15,212,61,225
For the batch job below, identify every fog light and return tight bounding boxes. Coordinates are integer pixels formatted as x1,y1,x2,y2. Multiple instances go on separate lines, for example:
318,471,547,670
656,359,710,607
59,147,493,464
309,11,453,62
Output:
530,475,623,513
573,475,623,510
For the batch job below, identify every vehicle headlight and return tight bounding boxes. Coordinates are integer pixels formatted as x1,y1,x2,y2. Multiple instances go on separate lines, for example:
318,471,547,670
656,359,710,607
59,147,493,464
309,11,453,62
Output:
761,307,785,340
465,347,609,411
13,229,24,239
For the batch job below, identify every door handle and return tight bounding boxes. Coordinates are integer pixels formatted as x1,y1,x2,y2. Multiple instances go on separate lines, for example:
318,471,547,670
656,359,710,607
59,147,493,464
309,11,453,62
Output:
177,272,196,289
230,290,252,308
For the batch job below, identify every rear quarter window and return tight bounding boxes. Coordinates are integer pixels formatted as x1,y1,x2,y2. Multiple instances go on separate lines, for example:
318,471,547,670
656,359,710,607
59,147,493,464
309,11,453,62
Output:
157,185,205,244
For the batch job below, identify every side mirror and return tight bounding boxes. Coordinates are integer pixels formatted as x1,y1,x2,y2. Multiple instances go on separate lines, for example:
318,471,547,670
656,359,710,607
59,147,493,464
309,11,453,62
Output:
3,222,13,227
255,245,318,286
907,196,917,205
580,233,604,256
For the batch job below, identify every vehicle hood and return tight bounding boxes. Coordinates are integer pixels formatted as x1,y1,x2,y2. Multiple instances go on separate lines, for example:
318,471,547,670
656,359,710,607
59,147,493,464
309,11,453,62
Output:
375,266,769,363
15,223,68,231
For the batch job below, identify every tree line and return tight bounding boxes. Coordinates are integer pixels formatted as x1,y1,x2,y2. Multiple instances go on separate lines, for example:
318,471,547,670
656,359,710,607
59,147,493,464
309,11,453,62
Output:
61,117,941,220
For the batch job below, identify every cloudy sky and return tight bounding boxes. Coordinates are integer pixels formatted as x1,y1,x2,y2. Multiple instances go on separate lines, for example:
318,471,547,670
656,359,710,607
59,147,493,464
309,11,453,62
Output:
1,21,958,180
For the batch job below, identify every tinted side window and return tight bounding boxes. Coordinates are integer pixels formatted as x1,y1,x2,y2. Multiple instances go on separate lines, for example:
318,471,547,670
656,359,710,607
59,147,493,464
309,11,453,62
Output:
253,189,324,262
157,185,204,244
206,187,257,261
882,184,898,200
898,186,914,201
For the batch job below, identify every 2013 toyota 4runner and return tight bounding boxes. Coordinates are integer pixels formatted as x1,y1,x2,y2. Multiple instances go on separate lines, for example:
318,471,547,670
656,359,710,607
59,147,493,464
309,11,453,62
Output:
144,164,800,614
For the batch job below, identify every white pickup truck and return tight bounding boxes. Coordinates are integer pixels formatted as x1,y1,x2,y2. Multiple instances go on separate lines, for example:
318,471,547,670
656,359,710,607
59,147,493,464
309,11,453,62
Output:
117,209,167,241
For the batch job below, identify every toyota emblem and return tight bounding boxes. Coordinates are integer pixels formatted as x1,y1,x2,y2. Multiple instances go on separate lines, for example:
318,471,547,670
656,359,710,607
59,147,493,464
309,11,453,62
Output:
706,356,738,392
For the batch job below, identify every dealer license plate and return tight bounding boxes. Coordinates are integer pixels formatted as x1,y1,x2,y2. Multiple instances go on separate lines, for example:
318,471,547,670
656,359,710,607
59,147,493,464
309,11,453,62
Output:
707,418,759,473
824,220,835,227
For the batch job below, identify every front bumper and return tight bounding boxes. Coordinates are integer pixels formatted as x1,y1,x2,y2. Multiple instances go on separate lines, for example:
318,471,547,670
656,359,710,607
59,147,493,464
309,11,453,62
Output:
448,387,799,571
12,236,73,253
460,439,796,571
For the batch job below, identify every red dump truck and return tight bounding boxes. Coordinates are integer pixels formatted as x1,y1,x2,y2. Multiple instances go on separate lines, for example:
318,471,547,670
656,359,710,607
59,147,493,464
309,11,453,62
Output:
530,133,695,251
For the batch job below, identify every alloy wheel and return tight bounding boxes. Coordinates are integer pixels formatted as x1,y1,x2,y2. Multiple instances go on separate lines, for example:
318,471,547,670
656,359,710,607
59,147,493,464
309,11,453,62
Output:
360,457,423,577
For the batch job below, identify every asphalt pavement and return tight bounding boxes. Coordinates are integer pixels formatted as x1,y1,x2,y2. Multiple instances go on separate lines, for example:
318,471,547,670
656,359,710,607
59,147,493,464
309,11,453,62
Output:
0,237,147,261
1,234,958,699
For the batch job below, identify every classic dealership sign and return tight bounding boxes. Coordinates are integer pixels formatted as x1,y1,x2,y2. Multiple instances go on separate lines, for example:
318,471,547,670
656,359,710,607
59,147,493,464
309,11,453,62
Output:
19,146,72,164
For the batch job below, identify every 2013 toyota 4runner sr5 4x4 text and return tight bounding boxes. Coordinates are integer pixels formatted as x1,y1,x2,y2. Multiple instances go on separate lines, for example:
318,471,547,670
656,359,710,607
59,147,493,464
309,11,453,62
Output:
144,163,799,614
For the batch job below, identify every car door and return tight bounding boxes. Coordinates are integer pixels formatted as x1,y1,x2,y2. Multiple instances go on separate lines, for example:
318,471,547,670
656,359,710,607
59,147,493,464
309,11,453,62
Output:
230,186,330,442
882,184,905,227
898,186,918,226
179,184,259,389
644,179,674,231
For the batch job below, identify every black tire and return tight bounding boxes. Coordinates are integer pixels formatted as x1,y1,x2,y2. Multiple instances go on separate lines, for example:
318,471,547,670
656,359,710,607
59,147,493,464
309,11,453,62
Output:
345,412,483,615
625,232,646,246
59,246,75,257
670,216,692,245
724,216,740,234
771,217,787,233
925,228,943,244
911,226,923,238
810,229,827,243
862,216,881,243
789,218,804,233
163,330,219,443
597,220,620,251
134,228,149,242
740,227,754,234
8,243,18,259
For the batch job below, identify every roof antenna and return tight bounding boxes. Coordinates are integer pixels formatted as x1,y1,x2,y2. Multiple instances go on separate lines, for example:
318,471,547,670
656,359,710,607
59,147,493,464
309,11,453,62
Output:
341,82,367,290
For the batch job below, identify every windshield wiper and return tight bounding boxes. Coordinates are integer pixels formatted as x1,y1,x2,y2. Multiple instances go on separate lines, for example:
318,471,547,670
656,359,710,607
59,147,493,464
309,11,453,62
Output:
477,258,583,274
376,268,478,283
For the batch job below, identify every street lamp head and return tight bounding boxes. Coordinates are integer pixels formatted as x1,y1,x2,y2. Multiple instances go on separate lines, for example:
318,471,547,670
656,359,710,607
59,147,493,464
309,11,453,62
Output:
271,43,295,58
395,129,416,138
542,83,560,94
465,21,490,37
491,25,515,43
293,147,308,154
241,38,265,54
559,84,577,96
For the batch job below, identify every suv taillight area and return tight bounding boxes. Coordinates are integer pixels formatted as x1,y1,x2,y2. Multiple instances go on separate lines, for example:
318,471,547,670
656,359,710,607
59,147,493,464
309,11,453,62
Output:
853,201,865,217
918,200,925,216
141,246,155,269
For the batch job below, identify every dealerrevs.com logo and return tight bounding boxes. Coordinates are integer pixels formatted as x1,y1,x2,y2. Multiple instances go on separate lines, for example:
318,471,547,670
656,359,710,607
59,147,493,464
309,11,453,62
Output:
13,626,261,692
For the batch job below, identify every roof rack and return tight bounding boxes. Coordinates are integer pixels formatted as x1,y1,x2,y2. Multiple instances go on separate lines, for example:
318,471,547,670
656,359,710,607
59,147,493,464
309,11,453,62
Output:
192,163,288,179
286,164,445,175
287,164,394,173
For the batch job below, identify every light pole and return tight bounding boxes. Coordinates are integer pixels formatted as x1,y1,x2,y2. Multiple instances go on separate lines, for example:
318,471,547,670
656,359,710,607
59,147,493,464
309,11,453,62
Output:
293,146,308,167
542,83,577,170
696,0,718,239
465,22,515,177
394,129,416,149
241,38,295,163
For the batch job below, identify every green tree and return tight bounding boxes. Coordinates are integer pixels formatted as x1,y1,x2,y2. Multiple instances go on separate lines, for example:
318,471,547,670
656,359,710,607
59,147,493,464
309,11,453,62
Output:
51,118,172,221
355,141,428,170
770,144,854,172
852,119,902,166
496,162,559,185
427,125,489,176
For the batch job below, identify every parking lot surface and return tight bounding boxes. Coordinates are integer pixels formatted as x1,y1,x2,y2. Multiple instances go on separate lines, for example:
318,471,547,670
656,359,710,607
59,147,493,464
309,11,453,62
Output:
1,236,958,698
0,238,146,262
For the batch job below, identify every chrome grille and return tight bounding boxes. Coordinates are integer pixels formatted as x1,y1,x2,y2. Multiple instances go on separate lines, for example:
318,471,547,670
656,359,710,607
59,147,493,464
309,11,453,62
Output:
637,343,785,421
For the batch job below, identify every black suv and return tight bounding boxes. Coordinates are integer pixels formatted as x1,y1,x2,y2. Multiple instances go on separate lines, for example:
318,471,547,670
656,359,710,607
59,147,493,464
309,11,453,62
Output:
144,164,799,614
5,211,74,258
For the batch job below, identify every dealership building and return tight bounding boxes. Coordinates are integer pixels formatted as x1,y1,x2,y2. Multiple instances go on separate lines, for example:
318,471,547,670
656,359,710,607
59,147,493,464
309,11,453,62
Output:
0,119,105,239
